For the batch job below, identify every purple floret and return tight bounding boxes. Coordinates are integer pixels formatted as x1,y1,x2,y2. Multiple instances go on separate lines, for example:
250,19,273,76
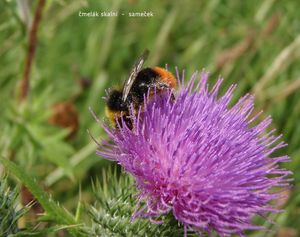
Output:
95,70,292,236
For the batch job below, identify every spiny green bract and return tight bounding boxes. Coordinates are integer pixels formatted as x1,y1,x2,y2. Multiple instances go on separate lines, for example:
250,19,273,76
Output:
86,168,195,237
0,177,29,236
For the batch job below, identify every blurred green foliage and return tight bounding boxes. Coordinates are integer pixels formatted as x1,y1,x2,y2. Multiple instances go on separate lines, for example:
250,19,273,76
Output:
0,0,299,236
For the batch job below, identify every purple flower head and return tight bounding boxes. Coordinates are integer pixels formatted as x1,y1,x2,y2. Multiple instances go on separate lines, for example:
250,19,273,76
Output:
95,70,292,236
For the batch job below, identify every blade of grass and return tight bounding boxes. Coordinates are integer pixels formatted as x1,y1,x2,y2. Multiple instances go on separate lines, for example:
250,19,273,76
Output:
148,5,178,66
255,0,275,22
264,79,300,103
253,34,300,98
97,0,122,71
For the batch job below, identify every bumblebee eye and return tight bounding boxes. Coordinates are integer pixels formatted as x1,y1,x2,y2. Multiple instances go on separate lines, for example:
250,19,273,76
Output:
123,95,132,104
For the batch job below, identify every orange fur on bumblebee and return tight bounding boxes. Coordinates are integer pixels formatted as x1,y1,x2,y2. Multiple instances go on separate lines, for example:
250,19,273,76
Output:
105,50,177,129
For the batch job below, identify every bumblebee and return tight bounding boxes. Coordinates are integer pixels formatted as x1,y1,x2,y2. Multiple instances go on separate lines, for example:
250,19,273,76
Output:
105,50,177,129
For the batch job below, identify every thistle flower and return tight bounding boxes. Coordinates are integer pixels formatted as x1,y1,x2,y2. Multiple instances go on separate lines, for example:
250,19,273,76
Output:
94,70,292,236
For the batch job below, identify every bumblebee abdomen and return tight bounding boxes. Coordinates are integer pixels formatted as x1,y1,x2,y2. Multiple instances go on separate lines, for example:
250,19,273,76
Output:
152,67,177,89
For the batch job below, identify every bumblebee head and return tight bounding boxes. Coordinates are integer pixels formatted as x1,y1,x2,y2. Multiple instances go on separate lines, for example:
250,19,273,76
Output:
106,90,128,112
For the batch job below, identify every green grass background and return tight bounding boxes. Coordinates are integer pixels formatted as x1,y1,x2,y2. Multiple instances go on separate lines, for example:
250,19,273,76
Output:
0,0,299,236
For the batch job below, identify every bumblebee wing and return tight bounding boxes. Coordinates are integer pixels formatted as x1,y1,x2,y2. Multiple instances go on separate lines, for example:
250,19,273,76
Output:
122,49,149,101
